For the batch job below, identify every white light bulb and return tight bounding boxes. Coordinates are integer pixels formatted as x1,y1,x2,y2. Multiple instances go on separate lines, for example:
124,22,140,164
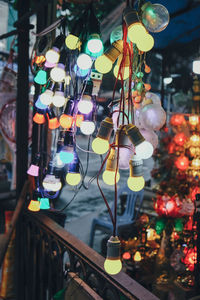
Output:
135,141,153,159
193,60,200,74
40,90,54,105
42,174,62,192
78,96,93,114
45,48,60,64
77,54,93,70
52,91,65,107
80,121,95,135
50,65,66,82
87,39,103,53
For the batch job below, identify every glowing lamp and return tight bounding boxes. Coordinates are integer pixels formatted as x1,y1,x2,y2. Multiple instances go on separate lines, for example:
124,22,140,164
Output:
190,134,200,146
127,156,144,192
175,218,183,232
189,115,199,126
77,54,93,70
66,155,81,186
122,252,131,260
80,120,95,135
123,8,146,44
27,164,39,177
50,50,67,82
52,91,65,107
102,148,120,185
78,95,93,114
35,55,45,65
40,89,54,105
104,236,122,275
136,33,154,52
174,132,187,146
35,97,48,110
191,158,200,169
59,114,73,129
95,40,123,74
39,198,50,209
34,69,47,85
175,156,189,171
86,34,104,57
92,117,113,154
165,200,175,214
28,200,40,212
113,53,130,80
65,34,81,50
193,59,200,75
75,114,84,127
155,219,165,235
133,251,141,262
59,131,75,164
33,112,46,124
43,174,62,191
170,114,185,126
47,110,60,129
147,228,155,241
45,35,65,64
74,64,89,77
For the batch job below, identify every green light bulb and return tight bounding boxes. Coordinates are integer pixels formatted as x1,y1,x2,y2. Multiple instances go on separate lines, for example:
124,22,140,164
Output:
34,70,47,85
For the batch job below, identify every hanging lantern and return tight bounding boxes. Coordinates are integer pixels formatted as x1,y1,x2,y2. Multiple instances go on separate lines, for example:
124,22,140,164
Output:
173,132,187,146
122,252,131,260
189,115,199,126
175,156,189,171
170,114,185,126
191,158,200,169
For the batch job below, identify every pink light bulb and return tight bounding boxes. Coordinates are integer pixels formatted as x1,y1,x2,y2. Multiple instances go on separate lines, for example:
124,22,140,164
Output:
27,164,39,177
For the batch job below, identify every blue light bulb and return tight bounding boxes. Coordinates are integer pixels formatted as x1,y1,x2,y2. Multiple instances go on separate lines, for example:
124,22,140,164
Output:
59,151,74,164
35,97,48,110
74,64,89,77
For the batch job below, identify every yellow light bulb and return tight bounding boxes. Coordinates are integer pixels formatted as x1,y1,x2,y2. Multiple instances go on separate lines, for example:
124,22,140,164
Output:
134,251,141,262
66,173,81,186
128,23,147,43
95,55,113,74
127,176,145,192
102,170,120,185
92,137,109,154
65,34,81,50
104,258,122,275
136,33,154,52
113,65,130,80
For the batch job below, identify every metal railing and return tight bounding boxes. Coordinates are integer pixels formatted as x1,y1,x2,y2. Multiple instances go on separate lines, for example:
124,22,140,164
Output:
15,207,159,300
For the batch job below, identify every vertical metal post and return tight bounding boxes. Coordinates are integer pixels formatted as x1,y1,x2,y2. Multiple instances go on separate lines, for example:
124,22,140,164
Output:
16,0,30,199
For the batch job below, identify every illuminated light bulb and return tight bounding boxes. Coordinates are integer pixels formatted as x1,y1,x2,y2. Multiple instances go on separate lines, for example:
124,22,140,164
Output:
66,173,81,186
78,95,93,114
102,148,120,186
175,156,189,171
113,53,130,80
170,114,185,126
45,35,65,63
95,40,123,74
86,34,103,57
74,64,89,77
193,59,200,75
43,174,62,192
39,198,50,209
65,34,81,50
47,110,60,129
59,150,74,164
77,54,93,70
35,97,48,110
65,75,71,85
126,124,153,159
141,2,169,33
33,112,46,124
27,164,39,177
52,91,66,107
40,90,54,105
59,114,73,129
191,158,200,169
45,48,60,64
104,236,122,275
34,69,47,85
147,228,155,241
189,115,199,126
35,55,45,65
133,251,141,262
80,120,95,135
28,200,40,212
122,252,131,260
92,117,113,154
164,77,172,85
75,114,84,127
50,65,66,82
127,156,145,192
136,33,154,52
174,132,187,146
44,61,56,68
54,153,65,168
190,134,200,145
123,8,147,43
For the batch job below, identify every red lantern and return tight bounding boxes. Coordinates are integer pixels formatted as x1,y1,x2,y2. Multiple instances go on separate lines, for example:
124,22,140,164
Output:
183,247,197,271
175,156,189,171
123,252,131,260
170,114,185,126
174,132,187,146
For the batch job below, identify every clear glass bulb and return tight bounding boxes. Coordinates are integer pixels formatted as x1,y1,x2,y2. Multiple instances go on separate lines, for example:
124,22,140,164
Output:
104,258,122,275
65,34,80,50
40,90,53,105
45,48,60,64
50,66,66,82
142,3,169,33
92,137,109,154
95,55,113,74
66,173,81,186
127,176,145,192
52,92,65,107
135,141,153,159
78,97,93,114
77,54,93,70
80,121,95,135
102,170,120,185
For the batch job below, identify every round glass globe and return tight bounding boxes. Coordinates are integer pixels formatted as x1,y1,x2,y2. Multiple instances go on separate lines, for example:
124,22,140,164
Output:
66,173,81,186
40,90,53,105
128,23,147,44
127,176,145,192
142,3,169,33
87,38,103,54
136,33,154,52
77,54,92,70
50,66,66,82
102,170,120,185
95,55,113,74
65,34,80,50
80,121,95,135
59,151,74,164
104,258,122,275
135,141,153,159
78,98,93,114
92,137,109,154
52,93,66,107
45,49,60,64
